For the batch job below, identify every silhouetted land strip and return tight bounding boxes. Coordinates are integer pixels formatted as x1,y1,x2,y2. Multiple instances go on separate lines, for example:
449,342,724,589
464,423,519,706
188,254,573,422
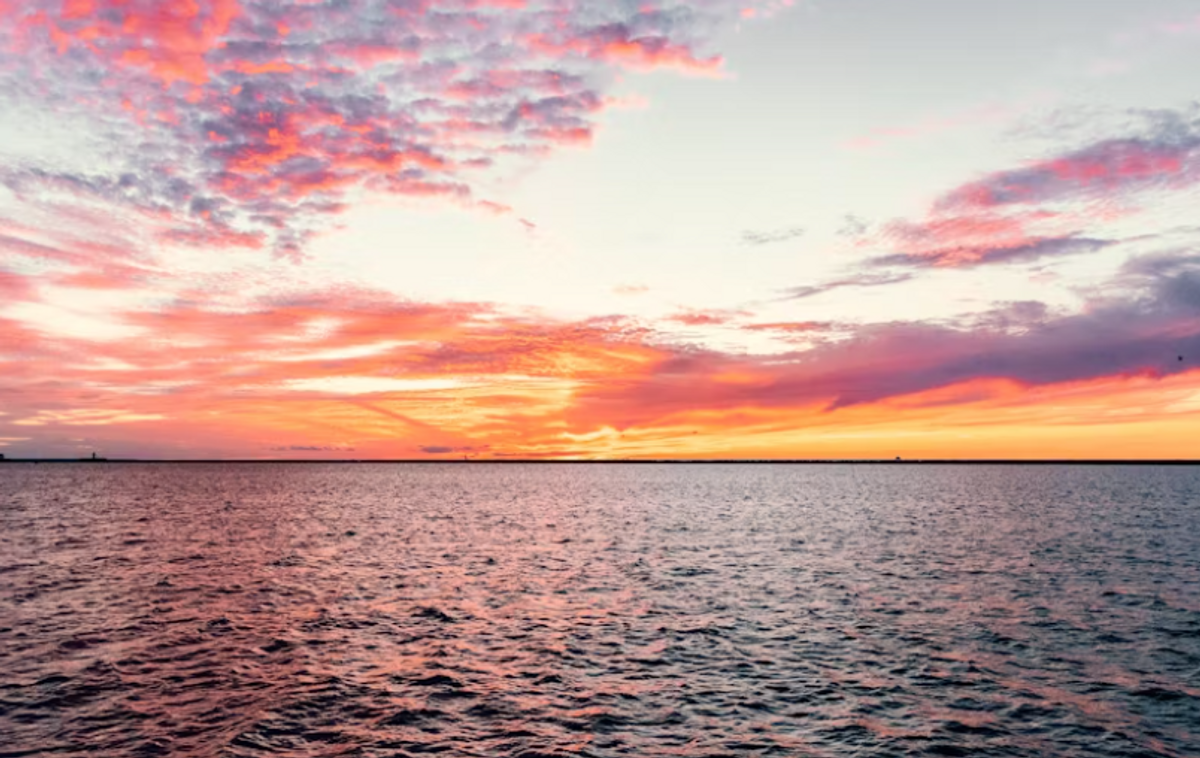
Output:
1,458,1198,465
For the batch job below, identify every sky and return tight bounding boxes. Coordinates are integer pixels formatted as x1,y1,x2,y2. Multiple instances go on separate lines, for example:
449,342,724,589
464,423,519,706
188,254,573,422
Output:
1,0,1200,460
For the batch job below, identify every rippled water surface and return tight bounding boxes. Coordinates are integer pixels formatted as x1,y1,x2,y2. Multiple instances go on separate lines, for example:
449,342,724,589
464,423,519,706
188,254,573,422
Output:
2,463,1199,757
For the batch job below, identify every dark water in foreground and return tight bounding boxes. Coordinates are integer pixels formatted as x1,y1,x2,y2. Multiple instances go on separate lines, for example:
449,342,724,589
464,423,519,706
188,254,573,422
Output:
1,464,1199,757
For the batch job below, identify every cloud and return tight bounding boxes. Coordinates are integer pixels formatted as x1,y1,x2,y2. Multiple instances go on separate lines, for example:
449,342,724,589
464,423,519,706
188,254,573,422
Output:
665,308,750,326
837,214,869,238
937,108,1200,213
741,226,804,246
268,444,356,452
832,107,1200,275
613,284,649,296
870,233,1117,269
419,444,486,455
783,272,915,300
3,248,1200,458
571,251,1200,426
0,0,789,259
741,321,834,333
0,267,37,301
12,408,166,426
283,376,466,395
844,98,1038,151
1118,251,1200,311
858,197,1121,272
5,71,1200,459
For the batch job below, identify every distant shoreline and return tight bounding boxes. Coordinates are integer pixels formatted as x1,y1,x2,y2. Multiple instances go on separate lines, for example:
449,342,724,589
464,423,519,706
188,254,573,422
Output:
1,458,1198,465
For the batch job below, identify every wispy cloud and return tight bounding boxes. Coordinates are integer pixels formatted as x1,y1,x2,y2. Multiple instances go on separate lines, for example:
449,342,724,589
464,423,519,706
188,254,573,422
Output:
419,444,487,455
837,214,869,238
613,284,649,296
741,226,804,246
844,98,1041,151
783,272,915,300
268,444,356,452
870,230,1116,269
665,308,751,326
740,321,834,333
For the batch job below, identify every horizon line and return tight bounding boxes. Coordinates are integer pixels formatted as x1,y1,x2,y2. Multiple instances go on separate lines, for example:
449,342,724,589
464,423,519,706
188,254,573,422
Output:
2,458,1199,465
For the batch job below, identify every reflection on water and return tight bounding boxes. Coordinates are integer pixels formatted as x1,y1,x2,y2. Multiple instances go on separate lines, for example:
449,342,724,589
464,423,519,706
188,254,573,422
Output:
1,463,1198,756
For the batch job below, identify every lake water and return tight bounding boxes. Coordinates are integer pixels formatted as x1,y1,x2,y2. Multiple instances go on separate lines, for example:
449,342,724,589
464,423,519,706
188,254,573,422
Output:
1,463,1198,757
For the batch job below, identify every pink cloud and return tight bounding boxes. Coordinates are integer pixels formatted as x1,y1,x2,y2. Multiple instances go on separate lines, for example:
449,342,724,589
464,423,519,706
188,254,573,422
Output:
937,138,1197,212
666,308,752,326
0,268,36,300
848,118,1200,271
0,0,784,259
16,0,242,85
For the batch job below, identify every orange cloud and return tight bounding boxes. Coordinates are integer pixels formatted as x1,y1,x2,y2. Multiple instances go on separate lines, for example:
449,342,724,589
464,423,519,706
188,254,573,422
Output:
741,321,833,333
3,252,1199,460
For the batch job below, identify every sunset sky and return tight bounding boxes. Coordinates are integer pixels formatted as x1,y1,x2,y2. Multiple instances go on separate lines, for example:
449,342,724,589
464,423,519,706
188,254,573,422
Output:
2,0,1200,459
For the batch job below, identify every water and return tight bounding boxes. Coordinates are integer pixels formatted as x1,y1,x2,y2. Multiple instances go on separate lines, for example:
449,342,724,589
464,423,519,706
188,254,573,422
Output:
1,463,1198,757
